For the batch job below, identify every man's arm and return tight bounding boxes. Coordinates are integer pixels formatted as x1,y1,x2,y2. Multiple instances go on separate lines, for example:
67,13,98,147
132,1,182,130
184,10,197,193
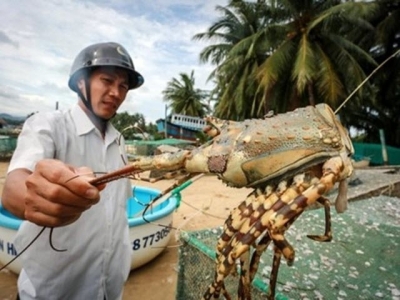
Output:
2,168,30,219
2,159,103,227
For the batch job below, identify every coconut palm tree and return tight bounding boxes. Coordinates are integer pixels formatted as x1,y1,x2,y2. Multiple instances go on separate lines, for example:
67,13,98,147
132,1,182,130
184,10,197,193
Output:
256,0,380,114
339,0,400,147
193,0,276,119
195,0,379,120
162,70,209,117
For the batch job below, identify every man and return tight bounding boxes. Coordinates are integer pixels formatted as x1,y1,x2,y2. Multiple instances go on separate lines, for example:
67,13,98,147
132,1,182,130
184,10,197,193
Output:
1,42,144,299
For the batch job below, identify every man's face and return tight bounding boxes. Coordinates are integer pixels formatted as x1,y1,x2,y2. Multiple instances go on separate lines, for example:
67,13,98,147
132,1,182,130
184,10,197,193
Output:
79,67,130,119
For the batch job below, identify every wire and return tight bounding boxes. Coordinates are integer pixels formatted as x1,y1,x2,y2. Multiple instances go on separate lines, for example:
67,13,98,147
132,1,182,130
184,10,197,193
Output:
0,227,46,272
335,49,400,114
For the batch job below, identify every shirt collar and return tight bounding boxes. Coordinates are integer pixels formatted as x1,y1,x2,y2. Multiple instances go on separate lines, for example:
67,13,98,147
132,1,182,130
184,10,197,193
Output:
71,104,120,145
72,104,96,136
104,120,120,146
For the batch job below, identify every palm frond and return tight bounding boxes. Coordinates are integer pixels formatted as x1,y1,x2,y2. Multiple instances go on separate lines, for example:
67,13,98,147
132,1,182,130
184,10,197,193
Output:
258,39,297,89
292,34,316,93
313,44,345,106
308,2,379,33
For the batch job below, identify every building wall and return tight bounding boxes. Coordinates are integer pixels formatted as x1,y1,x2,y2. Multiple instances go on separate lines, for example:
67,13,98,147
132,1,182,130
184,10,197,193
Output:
156,119,199,141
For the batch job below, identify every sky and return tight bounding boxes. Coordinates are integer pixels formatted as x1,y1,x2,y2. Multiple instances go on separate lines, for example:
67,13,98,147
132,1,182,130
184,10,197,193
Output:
0,0,228,123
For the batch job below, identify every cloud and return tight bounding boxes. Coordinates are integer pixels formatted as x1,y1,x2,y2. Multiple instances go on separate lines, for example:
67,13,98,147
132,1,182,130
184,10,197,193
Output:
0,30,19,48
0,0,227,122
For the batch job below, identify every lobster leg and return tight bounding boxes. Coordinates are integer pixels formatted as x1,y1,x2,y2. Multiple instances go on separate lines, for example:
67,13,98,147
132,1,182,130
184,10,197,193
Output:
250,196,332,300
261,191,336,297
264,158,344,265
246,174,339,298
307,196,332,242
268,157,344,233
251,196,334,298
249,233,272,283
238,250,252,300
202,190,281,300
247,171,319,282
254,212,303,300
216,190,262,256
217,158,345,299
267,245,283,300
203,192,263,300
203,172,319,299
203,183,310,299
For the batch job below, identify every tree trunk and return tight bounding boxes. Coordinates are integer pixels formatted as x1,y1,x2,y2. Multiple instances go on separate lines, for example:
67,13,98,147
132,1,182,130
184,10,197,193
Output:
307,83,316,106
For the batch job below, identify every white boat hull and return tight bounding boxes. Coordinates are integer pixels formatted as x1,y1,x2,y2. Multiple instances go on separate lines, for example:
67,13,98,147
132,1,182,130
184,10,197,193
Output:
0,186,176,274
0,225,21,274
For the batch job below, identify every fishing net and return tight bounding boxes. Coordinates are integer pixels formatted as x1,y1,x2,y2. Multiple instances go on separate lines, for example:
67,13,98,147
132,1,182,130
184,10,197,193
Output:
176,196,400,300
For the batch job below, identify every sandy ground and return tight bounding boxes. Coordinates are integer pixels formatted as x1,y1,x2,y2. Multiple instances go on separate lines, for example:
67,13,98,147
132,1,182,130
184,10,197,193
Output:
2,160,400,300
0,162,251,300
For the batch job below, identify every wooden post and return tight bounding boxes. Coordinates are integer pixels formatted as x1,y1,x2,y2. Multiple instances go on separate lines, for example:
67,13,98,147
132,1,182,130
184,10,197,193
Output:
164,104,168,139
379,129,388,165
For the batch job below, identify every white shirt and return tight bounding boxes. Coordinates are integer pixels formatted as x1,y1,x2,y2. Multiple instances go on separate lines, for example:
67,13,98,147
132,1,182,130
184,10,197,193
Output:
9,104,132,300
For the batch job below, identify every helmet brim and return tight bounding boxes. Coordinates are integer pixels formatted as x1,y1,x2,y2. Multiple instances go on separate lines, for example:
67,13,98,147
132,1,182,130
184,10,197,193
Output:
68,65,144,93
68,42,144,93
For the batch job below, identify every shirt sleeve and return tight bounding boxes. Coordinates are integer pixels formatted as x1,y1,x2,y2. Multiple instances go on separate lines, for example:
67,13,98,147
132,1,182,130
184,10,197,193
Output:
8,112,59,173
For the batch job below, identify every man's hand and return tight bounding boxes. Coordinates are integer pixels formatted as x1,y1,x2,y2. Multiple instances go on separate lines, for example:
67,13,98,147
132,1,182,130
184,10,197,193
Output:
2,159,104,227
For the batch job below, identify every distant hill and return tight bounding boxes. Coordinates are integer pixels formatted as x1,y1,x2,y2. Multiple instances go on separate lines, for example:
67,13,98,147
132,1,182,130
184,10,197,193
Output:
0,113,26,124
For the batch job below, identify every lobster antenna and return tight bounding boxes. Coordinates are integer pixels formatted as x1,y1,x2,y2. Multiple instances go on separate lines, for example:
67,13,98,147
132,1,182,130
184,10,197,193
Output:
335,48,400,114
0,227,46,272
117,123,148,165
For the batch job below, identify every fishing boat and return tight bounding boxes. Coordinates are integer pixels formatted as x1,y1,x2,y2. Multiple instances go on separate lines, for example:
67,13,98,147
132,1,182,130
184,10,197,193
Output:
0,186,177,274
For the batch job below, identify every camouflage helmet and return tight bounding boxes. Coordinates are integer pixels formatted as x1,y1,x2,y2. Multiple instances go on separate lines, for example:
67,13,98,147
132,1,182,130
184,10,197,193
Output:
68,42,144,92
